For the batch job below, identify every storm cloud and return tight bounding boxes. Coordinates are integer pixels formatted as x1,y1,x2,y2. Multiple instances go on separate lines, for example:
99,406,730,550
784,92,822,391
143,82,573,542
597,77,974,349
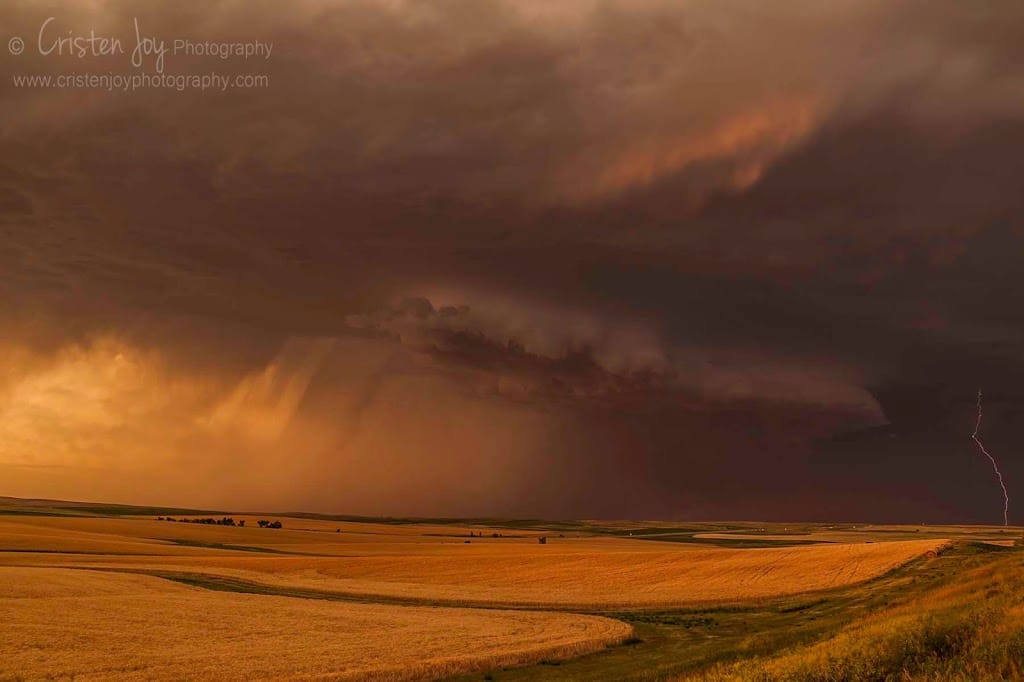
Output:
2,0,1023,522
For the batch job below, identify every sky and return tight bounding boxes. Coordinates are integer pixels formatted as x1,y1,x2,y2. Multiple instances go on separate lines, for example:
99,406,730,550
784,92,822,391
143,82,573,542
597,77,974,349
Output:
2,0,1024,522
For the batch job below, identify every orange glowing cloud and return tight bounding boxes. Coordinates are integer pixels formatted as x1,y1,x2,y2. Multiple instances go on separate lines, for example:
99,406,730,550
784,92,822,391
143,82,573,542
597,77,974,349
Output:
0,335,341,490
0,338,208,470
0,333,554,513
567,96,823,202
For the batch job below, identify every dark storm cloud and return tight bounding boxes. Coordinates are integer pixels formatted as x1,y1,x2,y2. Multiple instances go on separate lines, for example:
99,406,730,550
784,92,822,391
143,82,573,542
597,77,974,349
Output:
1,0,1024,521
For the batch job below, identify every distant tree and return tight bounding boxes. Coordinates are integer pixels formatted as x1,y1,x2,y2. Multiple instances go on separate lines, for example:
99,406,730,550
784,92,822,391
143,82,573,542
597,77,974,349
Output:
257,520,269,528
268,521,282,529
237,519,245,527
538,536,547,545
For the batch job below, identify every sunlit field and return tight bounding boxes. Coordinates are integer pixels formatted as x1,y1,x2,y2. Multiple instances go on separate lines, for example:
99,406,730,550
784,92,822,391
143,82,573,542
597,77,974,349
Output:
688,552,1024,681
2,497,1022,680
0,515,947,608
1,567,629,681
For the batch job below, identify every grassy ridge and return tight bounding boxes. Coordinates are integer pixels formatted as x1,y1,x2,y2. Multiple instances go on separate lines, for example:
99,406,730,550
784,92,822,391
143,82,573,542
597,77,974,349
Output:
692,544,1024,681
457,543,1020,681
0,496,225,518
160,538,318,555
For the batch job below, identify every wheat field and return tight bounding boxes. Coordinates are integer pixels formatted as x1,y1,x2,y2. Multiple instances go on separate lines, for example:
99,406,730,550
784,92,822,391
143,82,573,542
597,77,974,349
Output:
0,567,630,681
1,503,988,680
60,539,946,609
687,551,1024,681
0,516,947,608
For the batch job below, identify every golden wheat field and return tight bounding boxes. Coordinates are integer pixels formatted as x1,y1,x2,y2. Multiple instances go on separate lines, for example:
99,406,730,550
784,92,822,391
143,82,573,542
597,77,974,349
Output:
0,515,947,608
4,499,1017,680
0,567,630,681
687,551,1024,681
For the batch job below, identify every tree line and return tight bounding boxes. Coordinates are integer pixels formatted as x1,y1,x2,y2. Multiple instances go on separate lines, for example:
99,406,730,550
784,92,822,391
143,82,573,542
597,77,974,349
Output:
156,516,282,529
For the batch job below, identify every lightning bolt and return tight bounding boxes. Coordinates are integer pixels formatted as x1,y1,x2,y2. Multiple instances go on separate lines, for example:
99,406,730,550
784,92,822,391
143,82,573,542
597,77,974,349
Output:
971,389,1009,526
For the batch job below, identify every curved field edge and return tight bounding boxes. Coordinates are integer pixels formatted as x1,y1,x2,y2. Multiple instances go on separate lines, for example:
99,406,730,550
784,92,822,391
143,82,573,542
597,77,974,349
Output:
684,545,1024,681
66,538,944,613
35,539,949,611
6,542,948,681
452,542,1018,681
0,566,632,682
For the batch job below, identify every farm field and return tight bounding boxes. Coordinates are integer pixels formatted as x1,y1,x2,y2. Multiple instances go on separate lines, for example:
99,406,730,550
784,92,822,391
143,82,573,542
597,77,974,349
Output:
689,550,1024,681
0,514,948,608
1,567,629,681
1,497,1022,680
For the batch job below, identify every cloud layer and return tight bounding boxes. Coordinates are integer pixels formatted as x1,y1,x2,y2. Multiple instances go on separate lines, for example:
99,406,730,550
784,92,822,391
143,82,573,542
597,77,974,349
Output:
2,0,1024,521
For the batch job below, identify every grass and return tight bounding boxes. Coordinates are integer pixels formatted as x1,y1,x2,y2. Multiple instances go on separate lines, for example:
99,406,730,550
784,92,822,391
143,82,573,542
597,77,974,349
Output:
74,568,551,610
161,538,321,555
0,496,225,518
688,545,1024,681
625,535,827,548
